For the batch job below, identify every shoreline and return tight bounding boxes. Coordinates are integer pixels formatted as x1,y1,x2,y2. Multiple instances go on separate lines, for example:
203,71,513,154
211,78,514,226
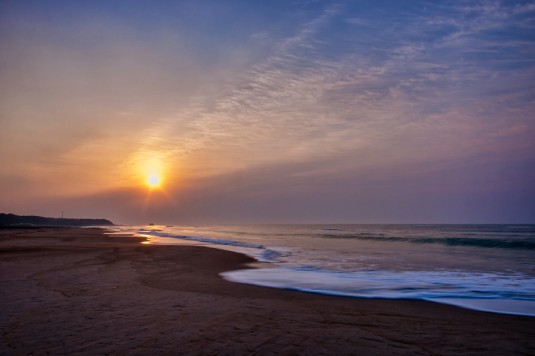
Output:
139,228,535,318
1,227,534,354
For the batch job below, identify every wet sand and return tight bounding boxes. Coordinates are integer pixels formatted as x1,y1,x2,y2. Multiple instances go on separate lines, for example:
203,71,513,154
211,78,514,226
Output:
1,227,534,355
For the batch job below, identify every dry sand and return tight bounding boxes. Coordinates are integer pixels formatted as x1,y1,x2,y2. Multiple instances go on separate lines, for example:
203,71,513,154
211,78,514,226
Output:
1,227,534,355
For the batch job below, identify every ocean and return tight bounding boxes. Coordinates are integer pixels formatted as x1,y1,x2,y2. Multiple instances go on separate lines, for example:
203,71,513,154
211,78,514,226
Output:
113,224,535,317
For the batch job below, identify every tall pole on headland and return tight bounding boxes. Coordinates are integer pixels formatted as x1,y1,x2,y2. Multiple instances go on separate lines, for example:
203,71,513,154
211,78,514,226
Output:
61,211,64,219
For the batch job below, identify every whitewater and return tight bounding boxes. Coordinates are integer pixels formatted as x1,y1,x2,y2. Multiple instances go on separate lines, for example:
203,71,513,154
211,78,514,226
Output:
113,224,535,317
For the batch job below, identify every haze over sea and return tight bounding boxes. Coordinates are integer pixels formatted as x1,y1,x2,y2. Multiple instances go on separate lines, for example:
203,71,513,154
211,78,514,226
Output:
113,224,535,317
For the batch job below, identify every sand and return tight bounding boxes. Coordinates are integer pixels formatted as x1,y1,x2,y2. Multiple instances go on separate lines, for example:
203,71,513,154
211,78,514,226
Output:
1,227,534,355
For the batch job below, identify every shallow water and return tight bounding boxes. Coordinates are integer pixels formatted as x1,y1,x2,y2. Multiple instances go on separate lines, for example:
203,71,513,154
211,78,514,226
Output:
114,224,535,316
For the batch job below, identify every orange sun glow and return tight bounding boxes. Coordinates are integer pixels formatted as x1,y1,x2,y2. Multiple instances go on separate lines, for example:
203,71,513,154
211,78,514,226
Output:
146,174,162,188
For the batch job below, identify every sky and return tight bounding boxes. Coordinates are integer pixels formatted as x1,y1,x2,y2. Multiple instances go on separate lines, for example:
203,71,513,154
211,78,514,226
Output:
1,0,534,224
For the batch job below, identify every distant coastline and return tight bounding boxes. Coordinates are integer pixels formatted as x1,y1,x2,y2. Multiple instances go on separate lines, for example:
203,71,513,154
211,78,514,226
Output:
0,213,114,227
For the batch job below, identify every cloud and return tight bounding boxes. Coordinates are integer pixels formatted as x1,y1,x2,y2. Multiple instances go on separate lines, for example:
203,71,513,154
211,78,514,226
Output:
2,0,534,223
127,0,535,192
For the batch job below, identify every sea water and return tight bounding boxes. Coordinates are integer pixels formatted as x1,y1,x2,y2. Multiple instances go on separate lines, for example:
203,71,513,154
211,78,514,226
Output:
114,224,535,317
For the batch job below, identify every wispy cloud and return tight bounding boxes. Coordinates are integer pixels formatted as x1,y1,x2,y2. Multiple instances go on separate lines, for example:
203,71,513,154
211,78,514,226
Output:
129,0,535,187
2,0,534,222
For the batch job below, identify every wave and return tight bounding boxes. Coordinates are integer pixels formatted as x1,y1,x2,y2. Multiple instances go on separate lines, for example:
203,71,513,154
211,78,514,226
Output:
139,230,295,265
140,230,265,249
221,268,535,316
320,233,535,250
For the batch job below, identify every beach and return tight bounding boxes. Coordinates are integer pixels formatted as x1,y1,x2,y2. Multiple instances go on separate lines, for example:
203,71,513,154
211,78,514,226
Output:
1,228,534,355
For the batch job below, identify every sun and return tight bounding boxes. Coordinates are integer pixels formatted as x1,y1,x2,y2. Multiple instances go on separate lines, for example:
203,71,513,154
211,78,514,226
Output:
146,174,162,188
138,156,165,189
